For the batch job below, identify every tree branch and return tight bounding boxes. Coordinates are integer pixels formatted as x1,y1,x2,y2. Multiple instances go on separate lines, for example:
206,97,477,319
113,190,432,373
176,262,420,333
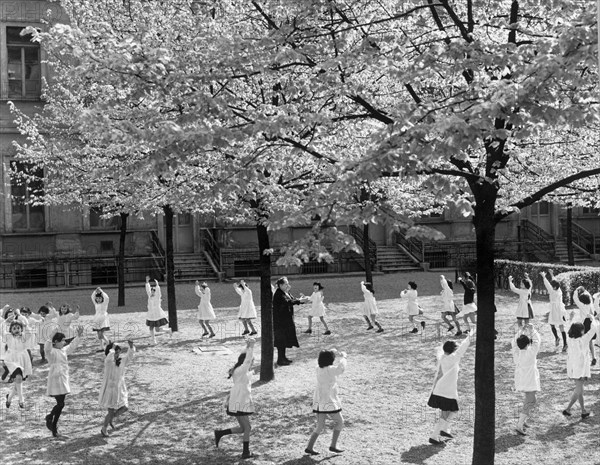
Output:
496,168,600,221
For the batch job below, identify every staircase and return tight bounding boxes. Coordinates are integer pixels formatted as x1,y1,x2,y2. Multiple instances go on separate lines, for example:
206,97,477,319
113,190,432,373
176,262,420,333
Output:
377,246,421,272
554,240,593,264
173,253,217,282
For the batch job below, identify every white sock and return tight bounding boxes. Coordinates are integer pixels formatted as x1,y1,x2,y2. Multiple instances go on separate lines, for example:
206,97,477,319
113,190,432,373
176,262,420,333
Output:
440,419,448,433
431,420,442,439
517,414,527,429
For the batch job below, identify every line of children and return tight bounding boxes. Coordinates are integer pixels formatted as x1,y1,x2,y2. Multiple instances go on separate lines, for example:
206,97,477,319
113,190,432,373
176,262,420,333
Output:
196,280,216,338
401,281,426,334
305,282,331,335
235,280,257,336
439,275,462,336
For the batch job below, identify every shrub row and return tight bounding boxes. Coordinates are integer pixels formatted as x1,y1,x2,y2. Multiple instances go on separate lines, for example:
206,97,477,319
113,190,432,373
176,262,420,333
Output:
495,259,600,305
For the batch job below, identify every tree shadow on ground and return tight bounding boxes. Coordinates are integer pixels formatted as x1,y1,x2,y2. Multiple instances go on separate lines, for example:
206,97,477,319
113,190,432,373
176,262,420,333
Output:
495,433,526,453
400,442,447,464
278,455,336,465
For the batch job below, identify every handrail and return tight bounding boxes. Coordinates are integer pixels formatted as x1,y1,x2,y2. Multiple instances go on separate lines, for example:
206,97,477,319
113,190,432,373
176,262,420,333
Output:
559,218,595,254
201,228,221,272
349,226,377,268
393,231,424,262
519,220,555,260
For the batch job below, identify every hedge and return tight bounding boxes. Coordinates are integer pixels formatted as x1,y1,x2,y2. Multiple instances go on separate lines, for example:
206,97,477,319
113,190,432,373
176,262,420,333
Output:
495,259,600,305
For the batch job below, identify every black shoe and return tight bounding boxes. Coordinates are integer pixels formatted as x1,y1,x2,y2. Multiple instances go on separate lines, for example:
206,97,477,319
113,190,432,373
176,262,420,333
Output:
241,451,254,459
329,447,343,453
202,332,209,337
209,333,216,338
52,426,59,438
305,449,319,455
214,430,223,447
591,358,597,366
18,401,24,409
242,330,249,335
284,358,293,364
562,409,572,416
277,359,291,366
5,394,10,408
323,330,331,335
45,414,53,431
420,321,426,330
428,438,445,445
440,431,454,439
304,329,312,334
410,328,418,334
376,328,384,333
455,331,463,336
562,345,568,353
101,428,109,438
249,331,257,336
581,412,591,419
447,325,454,332
366,326,374,330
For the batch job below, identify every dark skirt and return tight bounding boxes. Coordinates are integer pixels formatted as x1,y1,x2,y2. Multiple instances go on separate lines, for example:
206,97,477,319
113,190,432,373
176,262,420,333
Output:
146,318,168,328
428,394,459,412
226,409,253,417
313,408,342,414
92,327,110,332
2,366,25,383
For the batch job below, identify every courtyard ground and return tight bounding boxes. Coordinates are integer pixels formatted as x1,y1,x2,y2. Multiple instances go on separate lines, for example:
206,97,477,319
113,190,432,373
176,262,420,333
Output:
0,271,598,465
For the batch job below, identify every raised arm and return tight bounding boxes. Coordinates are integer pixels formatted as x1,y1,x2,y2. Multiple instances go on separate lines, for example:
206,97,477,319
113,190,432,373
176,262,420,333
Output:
440,276,451,292
332,351,347,375
456,328,476,358
540,273,552,292
573,287,583,308
194,282,202,297
145,282,152,297
121,341,136,367
65,326,84,355
508,276,519,294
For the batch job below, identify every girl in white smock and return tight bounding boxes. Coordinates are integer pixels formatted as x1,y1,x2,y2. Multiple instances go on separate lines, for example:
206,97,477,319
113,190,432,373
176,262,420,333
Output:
458,273,477,333
92,287,111,351
214,339,256,459
145,276,171,344
427,329,476,444
44,325,83,437
235,280,257,336
508,274,534,326
3,319,33,408
562,319,599,419
360,281,383,333
512,324,540,435
401,281,425,334
99,340,135,437
540,270,567,351
439,276,462,336
305,349,347,455
56,304,80,343
305,282,331,336
195,281,216,338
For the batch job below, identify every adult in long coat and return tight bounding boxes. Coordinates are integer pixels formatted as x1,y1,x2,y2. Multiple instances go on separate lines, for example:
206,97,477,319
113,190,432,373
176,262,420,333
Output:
273,277,308,366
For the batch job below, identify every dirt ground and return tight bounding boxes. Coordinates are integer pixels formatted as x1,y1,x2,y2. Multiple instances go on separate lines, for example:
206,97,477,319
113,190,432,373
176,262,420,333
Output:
1,272,598,465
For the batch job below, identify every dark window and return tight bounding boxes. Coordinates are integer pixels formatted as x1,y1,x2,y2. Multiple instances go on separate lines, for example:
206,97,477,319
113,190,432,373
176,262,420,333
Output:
11,161,45,231
7,27,41,100
90,207,121,230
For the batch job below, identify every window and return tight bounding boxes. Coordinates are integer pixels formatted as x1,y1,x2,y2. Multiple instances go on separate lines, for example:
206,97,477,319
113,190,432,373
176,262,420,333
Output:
10,162,45,231
178,213,192,226
6,26,41,100
531,201,549,216
90,207,121,230
582,207,599,215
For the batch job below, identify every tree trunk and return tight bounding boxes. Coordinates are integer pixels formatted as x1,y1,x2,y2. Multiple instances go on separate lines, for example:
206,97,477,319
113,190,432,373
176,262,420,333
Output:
363,223,373,284
117,212,129,307
566,205,574,266
257,221,274,381
472,186,497,465
163,205,178,332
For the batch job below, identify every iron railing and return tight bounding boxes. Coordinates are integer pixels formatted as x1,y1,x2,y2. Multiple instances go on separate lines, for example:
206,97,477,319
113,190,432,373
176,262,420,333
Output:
559,219,597,255
348,225,377,270
519,220,556,262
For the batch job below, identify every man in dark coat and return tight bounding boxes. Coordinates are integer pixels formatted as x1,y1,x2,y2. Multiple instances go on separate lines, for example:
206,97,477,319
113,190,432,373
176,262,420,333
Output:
272,277,308,366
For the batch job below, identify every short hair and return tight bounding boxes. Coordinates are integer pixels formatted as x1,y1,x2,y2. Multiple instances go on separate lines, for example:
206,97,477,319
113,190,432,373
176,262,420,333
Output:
516,335,531,350
523,280,531,289
408,281,417,290
59,304,71,315
276,277,288,286
9,320,24,332
578,292,591,305
313,282,324,290
446,280,454,290
318,350,335,368
550,280,560,290
364,282,375,294
95,292,104,302
443,341,458,354
19,307,32,315
464,272,474,281
38,305,50,316
568,322,584,339
3,307,13,319
52,332,66,344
